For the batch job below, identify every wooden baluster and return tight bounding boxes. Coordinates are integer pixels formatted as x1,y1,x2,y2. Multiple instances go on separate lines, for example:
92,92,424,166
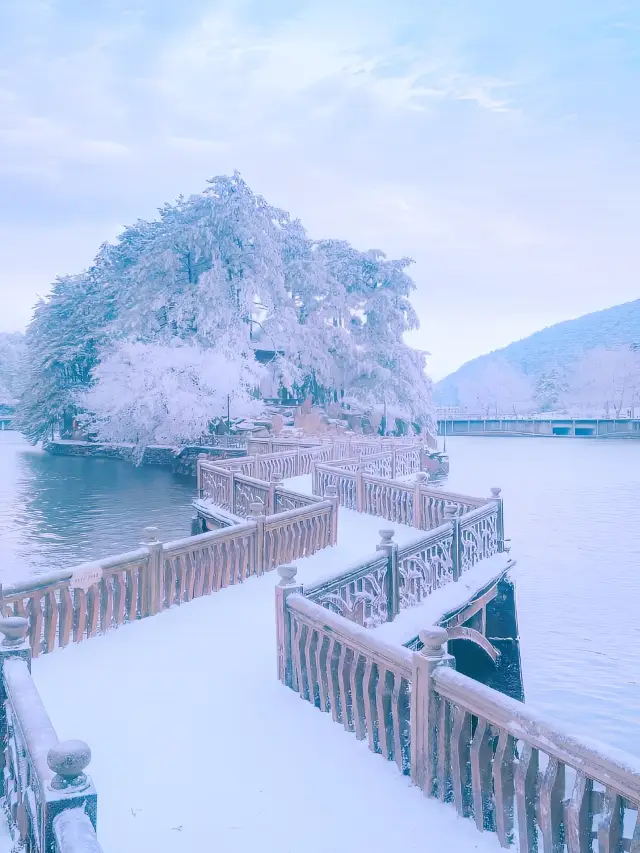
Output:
202,545,214,594
193,549,204,598
597,790,623,853
210,543,221,592
470,718,495,832
450,704,472,817
350,654,367,740
493,729,516,847
185,552,196,601
126,568,139,621
362,659,379,753
44,590,58,653
58,585,73,648
113,571,126,626
515,743,539,852
539,757,565,853
290,617,304,697
27,594,43,657
305,626,319,707
390,675,408,773
316,634,330,713
566,770,592,853
436,696,452,802
74,589,88,642
296,622,311,702
86,584,100,636
97,576,112,632
340,646,354,732
326,639,341,723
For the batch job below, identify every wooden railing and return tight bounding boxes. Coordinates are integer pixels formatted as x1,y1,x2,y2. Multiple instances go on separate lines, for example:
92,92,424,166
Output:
276,586,412,773
313,457,498,532
276,583,640,853
1,493,338,657
419,629,640,853
0,617,103,852
297,498,502,629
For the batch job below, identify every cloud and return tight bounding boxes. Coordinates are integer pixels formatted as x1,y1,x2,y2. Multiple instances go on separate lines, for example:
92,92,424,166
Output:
0,0,639,380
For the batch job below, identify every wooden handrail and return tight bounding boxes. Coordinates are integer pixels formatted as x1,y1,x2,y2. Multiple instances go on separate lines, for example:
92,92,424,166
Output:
433,666,640,803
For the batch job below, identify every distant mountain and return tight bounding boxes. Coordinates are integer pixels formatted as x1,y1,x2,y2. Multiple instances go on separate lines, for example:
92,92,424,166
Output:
434,299,640,414
0,332,25,403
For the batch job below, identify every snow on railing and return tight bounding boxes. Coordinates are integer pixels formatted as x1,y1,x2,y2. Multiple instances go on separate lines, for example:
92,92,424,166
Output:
0,547,151,657
0,617,103,852
312,453,492,531
0,488,339,657
275,575,640,853
420,629,640,853
300,499,502,630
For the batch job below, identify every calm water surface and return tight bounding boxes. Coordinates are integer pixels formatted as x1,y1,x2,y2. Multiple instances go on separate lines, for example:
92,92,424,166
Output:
0,432,195,582
1,431,639,754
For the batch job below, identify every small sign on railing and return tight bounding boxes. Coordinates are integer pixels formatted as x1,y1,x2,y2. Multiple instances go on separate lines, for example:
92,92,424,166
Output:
70,567,103,592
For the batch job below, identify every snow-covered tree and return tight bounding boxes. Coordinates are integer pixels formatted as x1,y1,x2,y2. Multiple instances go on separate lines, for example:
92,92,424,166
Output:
0,332,26,403
564,346,640,416
533,369,568,412
79,339,263,454
17,172,434,442
15,270,116,442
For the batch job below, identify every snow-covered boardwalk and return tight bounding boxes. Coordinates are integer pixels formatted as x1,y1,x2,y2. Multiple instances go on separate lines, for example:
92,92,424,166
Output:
30,502,501,853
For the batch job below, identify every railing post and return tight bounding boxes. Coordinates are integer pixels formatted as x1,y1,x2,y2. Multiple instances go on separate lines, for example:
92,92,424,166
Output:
269,472,283,515
325,485,339,545
356,463,364,512
413,472,428,528
491,487,504,552
196,453,207,498
410,626,455,796
0,618,31,801
45,740,98,847
444,506,461,580
275,565,303,687
143,526,163,617
190,515,202,536
377,529,399,622
249,502,266,575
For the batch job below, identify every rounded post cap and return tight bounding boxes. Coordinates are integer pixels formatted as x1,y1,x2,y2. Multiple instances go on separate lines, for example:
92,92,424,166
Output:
490,487,502,498
143,526,160,543
47,740,91,790
249,501,265,516
415,471,428,482
379,529,395,544
277,565,298,586
270,472,284,483
419,627,449,654
324,485,338,497
0,617,29,647
443,505,459,518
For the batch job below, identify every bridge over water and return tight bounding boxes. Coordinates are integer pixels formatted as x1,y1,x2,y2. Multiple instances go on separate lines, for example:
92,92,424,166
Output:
438,415,640,438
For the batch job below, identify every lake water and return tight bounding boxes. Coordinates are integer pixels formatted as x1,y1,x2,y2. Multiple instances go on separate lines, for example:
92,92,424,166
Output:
1,430,639,755
0,432,195,583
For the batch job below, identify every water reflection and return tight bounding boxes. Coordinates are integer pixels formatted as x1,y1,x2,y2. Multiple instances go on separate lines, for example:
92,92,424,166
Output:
0,432,195,583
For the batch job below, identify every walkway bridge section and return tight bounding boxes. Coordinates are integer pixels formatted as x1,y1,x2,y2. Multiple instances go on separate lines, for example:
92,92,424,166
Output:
0,435,638,852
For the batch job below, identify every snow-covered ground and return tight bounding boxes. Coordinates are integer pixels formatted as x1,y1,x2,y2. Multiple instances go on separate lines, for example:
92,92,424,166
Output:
28,492,503,853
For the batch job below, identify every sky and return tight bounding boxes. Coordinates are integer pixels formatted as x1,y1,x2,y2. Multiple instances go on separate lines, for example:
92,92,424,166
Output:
1,0,639,379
